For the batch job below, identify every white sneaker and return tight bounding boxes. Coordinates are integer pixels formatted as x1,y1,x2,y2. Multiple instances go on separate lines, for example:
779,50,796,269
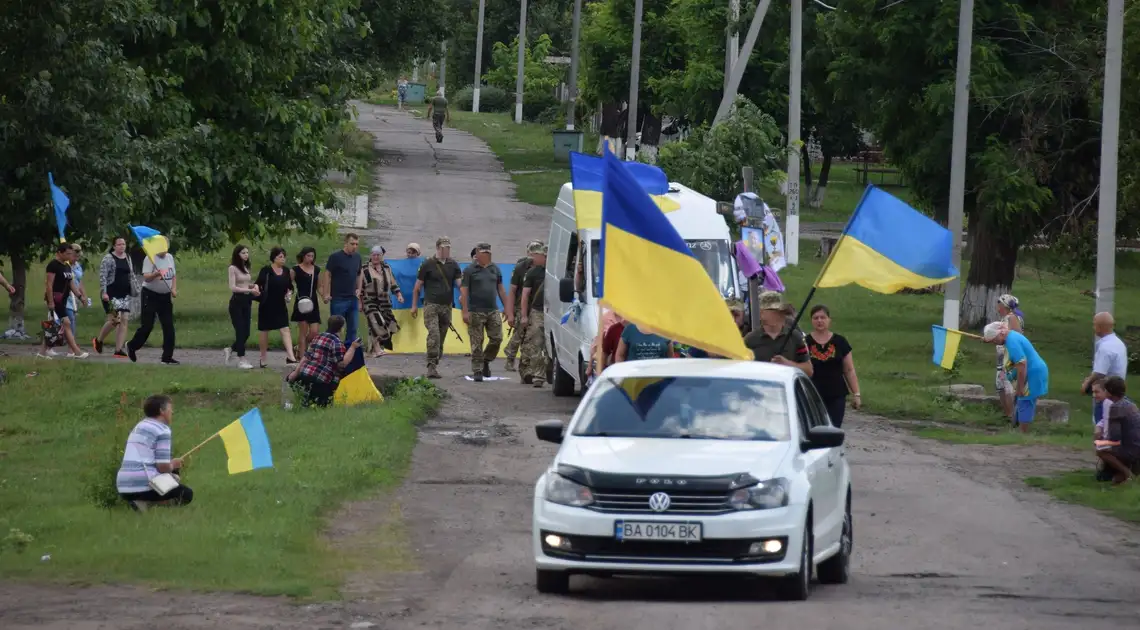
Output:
47,348,60,357
35,352,54,360
67,352,89,359
238,360,253,370
223,348,232,365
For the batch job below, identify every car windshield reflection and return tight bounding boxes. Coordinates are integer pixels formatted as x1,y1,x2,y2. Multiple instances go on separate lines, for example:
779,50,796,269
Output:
572,376,791,441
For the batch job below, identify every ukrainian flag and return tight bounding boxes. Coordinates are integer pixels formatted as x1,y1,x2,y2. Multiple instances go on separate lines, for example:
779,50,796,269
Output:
570,152,680,231
218,408,274,475
597,149,751,360
617,377,674,416
129,225,170,260
816,186,958,293
334,342,383,406
931,325,963,370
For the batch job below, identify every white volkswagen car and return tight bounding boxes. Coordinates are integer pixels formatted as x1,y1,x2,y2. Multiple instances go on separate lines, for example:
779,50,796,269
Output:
531,359,852,600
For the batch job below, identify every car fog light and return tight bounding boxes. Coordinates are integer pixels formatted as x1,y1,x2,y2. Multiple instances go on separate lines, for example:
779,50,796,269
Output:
544,534,570,549
748,539,783,555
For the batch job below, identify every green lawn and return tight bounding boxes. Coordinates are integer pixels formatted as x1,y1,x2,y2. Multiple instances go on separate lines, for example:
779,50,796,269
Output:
1026,471,1140,523
0,359,442,597
755,161,919,224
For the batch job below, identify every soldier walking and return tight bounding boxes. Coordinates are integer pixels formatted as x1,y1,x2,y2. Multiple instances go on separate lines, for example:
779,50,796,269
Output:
519,244,549,387
461,243,509,382
410,237,462,379
504,240,543,371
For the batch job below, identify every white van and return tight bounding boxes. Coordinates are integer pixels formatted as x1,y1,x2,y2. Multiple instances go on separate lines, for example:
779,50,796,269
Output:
542,182,740,396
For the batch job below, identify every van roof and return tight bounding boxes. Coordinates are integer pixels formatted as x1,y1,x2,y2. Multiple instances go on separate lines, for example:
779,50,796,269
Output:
554,181,731,240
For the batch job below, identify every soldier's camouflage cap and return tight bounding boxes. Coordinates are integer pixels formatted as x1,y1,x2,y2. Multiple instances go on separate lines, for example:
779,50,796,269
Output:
476,242,492,253
436,236,451,248
527,241,547,254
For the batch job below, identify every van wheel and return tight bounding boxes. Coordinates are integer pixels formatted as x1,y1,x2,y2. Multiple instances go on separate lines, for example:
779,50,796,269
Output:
551,353,575,397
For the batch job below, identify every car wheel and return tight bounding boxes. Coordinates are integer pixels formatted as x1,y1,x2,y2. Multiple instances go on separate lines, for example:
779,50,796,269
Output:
551,352,575,397
817,495,852,585
777,518,813,601
536,569,570,594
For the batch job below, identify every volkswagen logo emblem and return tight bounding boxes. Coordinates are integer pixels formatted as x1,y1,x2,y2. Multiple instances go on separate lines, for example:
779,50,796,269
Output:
648,492,671,513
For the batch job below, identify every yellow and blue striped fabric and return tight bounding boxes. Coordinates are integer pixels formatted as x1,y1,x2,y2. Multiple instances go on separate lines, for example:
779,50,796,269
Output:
930,325,963,370
129,225,170,260
816,186,959,293
597,148,751,360
334,345,384,406
218,408,274,475
570,152,680,231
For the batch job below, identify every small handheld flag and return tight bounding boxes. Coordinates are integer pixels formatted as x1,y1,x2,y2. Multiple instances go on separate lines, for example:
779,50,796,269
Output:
129,225,170,261
334,339,384,406
49,173,70,243
931,325,963,370
218,408,274,474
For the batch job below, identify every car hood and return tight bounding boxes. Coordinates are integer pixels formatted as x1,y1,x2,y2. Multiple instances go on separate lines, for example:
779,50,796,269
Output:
558,437,792,480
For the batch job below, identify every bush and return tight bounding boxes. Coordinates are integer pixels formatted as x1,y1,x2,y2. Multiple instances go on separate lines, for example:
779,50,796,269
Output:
523,90,561,123
453,85,513,113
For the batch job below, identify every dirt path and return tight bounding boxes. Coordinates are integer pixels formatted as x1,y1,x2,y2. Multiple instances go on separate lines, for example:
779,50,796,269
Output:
4,106,1140,630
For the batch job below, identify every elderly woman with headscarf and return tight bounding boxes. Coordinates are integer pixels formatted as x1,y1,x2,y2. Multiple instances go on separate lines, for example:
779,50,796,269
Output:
359,246,403,357
994,294,1025,420
983,320,1048,433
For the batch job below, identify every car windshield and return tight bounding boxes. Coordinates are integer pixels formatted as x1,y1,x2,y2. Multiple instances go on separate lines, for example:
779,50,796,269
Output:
590,239,736,298
572,376,791,441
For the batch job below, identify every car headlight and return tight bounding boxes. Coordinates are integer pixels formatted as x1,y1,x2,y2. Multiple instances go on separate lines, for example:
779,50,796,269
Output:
729,478,790,510
544,473,595,507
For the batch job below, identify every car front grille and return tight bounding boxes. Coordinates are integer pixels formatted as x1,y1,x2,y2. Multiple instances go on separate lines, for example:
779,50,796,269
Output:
589,489,735,515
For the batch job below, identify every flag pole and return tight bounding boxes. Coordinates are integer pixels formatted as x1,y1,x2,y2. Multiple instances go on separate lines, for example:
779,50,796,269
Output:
179,430,222,460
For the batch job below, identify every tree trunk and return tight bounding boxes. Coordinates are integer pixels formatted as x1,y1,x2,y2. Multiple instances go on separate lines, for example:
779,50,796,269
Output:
600,102,621,137
810,152,833,209
640,111,662,164
802,144,813,190
960,212,1019,330
6,254,27,336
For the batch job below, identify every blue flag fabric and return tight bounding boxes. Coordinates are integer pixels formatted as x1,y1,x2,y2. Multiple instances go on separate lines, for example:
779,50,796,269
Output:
49,173,69,241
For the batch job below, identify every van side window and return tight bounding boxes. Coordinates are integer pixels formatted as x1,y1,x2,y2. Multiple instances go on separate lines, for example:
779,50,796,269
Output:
565,232,579,281
574,240,586,293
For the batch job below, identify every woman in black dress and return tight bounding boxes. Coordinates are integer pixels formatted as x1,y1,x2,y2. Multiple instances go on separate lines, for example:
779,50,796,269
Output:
256,247,298,368
806,305,861,428
291,246,322,358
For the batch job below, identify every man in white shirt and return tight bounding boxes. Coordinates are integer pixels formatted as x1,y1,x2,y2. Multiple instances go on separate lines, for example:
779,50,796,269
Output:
1083,311,1128,425
127,248,179,365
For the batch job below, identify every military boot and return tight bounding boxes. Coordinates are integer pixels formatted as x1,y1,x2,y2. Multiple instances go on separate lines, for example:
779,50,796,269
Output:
426,365,441,379
504,357,516,371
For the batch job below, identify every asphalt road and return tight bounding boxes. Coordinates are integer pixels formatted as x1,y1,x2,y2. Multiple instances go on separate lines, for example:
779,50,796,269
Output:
3,105,1139,630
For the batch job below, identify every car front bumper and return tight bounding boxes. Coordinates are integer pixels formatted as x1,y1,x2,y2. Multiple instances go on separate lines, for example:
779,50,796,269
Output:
533,497,806,576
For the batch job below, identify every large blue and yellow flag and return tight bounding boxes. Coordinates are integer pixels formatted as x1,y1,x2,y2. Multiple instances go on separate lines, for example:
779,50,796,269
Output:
597,149,751,360
49,173,69,243
931,325,963,370
816,186,958,293
570,152,680,230
218,408,274,475
129,225,170,260
334,341,384,406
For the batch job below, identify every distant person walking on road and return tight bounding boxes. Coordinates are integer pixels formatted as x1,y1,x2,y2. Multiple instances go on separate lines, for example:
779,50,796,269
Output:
126,245,177,364
504,240,542,371
397,76,409,110
291,246,322,359
426,89,449,143
225,244,260,370
1082,311,1128,426
94,237,138,358
255,247,298,368
994,294,1025,420
461,243,508,382
411,237,462,379
361,246,403,357
321,233,363,344
518,244,548,387
983,321,1049,432
65,243,90,338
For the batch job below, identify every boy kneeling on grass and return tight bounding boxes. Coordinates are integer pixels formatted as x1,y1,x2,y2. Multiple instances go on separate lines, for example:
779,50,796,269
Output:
1094,376,1140,485
116,394,194,511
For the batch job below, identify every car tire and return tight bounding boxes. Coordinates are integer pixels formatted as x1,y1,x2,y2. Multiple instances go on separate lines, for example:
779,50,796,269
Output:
817,494,852,585
777,518,813,601
536,569,570,594
551,352,575,397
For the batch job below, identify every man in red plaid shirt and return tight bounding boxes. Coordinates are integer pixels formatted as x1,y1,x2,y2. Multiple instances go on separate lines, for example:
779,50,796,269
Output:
287,315,361,406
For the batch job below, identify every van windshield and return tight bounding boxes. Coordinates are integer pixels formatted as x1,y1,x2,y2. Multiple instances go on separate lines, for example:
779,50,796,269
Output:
590,239,735,297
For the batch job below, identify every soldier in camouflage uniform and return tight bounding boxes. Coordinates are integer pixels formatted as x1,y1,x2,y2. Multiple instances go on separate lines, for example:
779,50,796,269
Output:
410,237,462,379
518,244,548,387
504,240,543,371
461,243,509,382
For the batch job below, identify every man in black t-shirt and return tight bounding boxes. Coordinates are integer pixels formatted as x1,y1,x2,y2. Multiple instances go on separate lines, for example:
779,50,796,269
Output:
322,233,363,344
39,243,87,358
518,245,548,386
503,240,543,371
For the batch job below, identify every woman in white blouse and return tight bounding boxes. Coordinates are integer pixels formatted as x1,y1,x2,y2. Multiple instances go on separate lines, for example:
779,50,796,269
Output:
225,245,260,369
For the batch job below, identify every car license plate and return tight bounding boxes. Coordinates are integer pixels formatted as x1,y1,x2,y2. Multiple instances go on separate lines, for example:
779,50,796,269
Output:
614,521,702,542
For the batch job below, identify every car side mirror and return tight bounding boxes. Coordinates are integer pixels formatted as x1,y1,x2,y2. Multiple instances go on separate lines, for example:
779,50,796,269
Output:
558,278,575,303
802,425,844,451
535,419,565,444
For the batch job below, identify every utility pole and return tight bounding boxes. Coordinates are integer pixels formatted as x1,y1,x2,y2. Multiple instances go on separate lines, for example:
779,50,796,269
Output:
941,0,973,330
625,0,644,160
473,0,487,112
1095,0,1124,316
567,0,583,130
725,0,740,92
785,0,802,265
439,41,448,97
514,0,528,124
713,0,773,126
743,166,761,332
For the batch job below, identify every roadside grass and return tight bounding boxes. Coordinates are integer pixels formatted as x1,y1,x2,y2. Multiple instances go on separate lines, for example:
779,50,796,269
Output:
774,249,1140,448
0,359,443,597
329,124,378,195
1026,471,1140,523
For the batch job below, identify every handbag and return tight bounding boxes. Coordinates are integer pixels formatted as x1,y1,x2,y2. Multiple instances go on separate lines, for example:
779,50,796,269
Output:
148,472,179,496
296,267,315,314
40,311,64,347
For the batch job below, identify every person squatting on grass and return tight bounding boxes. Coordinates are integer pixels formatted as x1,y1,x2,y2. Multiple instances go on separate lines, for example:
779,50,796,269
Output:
116,394,193,510
286,315,362,407
1095,376,1140,485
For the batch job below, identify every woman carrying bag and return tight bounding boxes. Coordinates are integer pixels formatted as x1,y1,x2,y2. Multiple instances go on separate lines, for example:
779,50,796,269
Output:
291,247,322,358
255,247,298,368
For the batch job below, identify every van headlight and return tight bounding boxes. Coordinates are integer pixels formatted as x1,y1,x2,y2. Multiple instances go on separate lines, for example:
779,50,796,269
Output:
729,478,790,510
544,473,595,507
